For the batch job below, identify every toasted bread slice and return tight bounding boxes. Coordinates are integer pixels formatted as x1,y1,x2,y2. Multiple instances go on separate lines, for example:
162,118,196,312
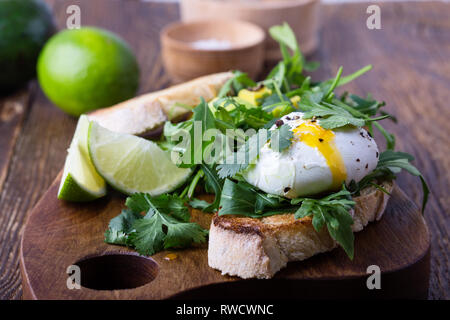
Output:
208,181,393,279
88,72,233,135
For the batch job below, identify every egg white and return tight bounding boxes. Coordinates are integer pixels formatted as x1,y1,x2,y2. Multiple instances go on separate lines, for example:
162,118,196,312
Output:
243,112,379,198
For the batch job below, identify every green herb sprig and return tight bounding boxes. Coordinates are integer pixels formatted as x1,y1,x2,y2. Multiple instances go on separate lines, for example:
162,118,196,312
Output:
105,193,208,255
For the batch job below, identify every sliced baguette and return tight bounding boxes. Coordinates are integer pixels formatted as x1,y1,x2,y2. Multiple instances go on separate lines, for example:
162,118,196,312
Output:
88,72,233,135
208,181,393,279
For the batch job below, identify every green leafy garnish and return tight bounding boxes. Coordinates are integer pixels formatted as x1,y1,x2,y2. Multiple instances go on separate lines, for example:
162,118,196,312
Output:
217,180,356,259
217,128,271,179
106,22,430,262
269,124,293,152
218,179,294,217
349,150,429,213
199,163,223,212
291,186,356,259
300,99,366,129
105,193,208,255
218,70,256,98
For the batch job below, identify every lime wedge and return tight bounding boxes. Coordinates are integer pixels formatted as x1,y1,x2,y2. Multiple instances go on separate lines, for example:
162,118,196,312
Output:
88,121,191,196
58,115,107,201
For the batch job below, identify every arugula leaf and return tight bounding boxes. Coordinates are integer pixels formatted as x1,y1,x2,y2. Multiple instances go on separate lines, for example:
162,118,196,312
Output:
377,150,429,212
269,124,293,152
269,23,304,78
218,179,256,216
293,186,356,259
218,71,256,98
268,23,319,89
323,66,343,101
214,98,274,130
326,98,396,149
171,98,217,168
218,179,294,217
337,65,372,87
104,193,208,255
189,198,212,211
345,94,390,118
300,100,365,129
218,179,356,259
348,150,429,213
200,163,223,212
269,22,300,53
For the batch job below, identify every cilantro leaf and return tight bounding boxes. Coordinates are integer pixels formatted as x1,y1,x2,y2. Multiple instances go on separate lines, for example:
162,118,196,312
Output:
104,209,142,245
104,229,129,246
269,124,293,152
126,193,190,222
129,212,165,255
104,193,208,255
131,211,207,255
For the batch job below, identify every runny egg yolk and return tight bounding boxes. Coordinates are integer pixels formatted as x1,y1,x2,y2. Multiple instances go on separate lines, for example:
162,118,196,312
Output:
293,121,347,190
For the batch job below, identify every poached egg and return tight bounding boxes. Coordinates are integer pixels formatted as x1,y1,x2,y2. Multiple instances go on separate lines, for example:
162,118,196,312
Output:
243,112,379,198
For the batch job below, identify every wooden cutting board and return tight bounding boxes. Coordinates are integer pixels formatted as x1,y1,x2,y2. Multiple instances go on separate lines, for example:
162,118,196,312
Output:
20,173,430,299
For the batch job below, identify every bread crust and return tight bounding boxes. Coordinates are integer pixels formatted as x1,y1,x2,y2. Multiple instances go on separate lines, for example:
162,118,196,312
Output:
88,72,233,135
208,181,394,279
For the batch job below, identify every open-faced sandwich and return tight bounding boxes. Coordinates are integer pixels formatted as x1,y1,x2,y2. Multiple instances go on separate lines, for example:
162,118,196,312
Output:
59,24,428,279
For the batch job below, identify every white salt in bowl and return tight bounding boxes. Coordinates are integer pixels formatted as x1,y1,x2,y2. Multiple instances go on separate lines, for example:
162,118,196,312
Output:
160,20,265,83
180,0,320,60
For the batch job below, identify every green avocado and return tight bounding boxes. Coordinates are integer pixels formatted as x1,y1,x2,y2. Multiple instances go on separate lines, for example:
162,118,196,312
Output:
0,0,56,93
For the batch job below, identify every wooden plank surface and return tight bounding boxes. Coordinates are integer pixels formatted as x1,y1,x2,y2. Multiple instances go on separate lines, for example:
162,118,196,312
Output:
0,0,448,299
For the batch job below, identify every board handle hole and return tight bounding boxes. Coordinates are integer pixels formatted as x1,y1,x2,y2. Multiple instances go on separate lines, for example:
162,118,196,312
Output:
75,252,158,290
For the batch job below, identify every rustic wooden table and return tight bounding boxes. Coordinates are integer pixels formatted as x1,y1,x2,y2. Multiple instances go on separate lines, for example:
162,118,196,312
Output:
0,0,448,300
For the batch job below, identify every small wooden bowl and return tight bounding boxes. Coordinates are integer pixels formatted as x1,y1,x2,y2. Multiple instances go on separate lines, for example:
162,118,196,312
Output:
180,0,320,60
160,20,265,83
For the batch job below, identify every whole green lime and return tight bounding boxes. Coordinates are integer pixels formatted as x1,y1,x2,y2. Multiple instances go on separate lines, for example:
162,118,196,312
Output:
37,27,140,116
0,0,55,93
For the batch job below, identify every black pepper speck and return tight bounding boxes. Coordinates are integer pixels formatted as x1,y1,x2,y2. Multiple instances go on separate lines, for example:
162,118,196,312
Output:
275,119,284,127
